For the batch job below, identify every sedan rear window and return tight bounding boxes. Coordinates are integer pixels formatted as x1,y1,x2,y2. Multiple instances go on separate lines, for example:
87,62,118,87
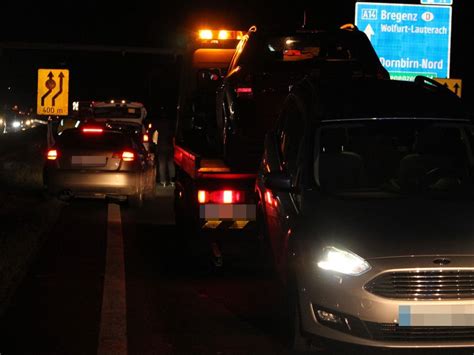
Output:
93,107,142,119
56,130,131,150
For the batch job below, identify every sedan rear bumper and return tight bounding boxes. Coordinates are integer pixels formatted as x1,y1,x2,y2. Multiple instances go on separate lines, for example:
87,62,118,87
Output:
45,169,140,197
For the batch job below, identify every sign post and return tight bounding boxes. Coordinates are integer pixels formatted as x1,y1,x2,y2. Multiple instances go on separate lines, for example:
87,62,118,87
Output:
355,3,452,81
37,69,69,116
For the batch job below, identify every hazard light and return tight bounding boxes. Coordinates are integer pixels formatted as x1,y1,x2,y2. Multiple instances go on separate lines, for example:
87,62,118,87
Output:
198,29,244,41
199,29,213,40
218,30,229,40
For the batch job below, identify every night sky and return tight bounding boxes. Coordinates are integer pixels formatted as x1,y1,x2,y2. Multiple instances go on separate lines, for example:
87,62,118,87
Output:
1,0,473,115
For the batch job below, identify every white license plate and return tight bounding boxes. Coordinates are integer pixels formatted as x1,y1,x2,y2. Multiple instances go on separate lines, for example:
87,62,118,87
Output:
399,304,474,326
200,204,256,220
71,156,106,166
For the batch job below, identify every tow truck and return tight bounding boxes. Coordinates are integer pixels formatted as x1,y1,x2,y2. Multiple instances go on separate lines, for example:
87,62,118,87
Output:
174,29,259,266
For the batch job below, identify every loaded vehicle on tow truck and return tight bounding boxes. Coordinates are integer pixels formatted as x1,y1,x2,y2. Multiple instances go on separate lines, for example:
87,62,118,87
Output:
174,24,389,267
174,28,258,266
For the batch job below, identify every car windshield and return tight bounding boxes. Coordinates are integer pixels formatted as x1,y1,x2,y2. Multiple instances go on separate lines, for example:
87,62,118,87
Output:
315,119,474,196
93,106,142,119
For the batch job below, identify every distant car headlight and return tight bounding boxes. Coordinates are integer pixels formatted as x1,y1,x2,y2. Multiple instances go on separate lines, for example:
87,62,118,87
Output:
12,121,21,128
25,120,32,126
317,246,371,276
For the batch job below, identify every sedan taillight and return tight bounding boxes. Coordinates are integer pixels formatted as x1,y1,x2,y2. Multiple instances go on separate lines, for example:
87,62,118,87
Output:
122,151,135,162
47,149,58,160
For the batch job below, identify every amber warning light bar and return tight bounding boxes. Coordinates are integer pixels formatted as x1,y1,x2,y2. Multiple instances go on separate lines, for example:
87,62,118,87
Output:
198,29,244,41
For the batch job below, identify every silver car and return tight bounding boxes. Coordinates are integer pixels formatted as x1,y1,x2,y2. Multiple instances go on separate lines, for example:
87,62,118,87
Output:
44,124,156,206
256,76,474,351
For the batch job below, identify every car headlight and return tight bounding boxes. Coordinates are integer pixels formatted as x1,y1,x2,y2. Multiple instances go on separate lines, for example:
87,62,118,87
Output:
12,121,21,128
317,246,371,276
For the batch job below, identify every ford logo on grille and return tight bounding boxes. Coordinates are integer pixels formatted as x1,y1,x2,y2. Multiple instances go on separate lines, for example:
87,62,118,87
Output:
433,258,451,266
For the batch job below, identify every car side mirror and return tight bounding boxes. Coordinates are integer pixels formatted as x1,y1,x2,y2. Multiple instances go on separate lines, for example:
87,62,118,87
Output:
264,171,293,192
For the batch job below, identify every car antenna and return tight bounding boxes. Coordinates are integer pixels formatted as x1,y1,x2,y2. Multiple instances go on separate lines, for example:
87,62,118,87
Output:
302,9,307,29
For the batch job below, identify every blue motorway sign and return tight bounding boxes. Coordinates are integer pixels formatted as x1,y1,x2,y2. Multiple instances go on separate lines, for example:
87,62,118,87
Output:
355,2,452,81
421,0,453,5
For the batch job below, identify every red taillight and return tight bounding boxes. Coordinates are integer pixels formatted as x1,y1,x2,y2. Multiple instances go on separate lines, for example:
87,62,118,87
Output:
197,190,243,204
82,127,103,134
235,87,253,97
47,149,58,160
122,151,135,161
284,49,302,56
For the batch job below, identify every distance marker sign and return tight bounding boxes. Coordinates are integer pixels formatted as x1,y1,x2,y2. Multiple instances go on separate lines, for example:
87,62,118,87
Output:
37,69,69,116
355,3,452,81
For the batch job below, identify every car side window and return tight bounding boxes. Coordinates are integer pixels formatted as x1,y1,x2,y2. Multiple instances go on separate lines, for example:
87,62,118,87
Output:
279,99,305,177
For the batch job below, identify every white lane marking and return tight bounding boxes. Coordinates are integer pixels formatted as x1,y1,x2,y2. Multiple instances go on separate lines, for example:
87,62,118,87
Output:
98,203,128,355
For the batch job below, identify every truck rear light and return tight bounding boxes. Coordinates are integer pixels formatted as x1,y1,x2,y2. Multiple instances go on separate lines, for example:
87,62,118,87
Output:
198,190,208,204
47,149,58,160
223,190,234,203
197,190,244,204
235,87,253,97
122,151,135,161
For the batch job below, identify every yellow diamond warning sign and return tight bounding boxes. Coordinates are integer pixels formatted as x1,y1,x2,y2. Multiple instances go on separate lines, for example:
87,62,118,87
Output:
434,78,462,98
37,69,69,116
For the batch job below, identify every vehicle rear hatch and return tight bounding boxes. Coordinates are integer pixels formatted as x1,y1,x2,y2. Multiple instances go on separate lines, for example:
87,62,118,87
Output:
55,130,132,171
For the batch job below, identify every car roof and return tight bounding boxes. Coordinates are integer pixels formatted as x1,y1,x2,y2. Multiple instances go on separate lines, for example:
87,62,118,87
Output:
92,101,144,108
297,77,469,121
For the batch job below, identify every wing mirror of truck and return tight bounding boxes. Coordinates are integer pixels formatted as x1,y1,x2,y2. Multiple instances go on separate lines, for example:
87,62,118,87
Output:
263,171,294,192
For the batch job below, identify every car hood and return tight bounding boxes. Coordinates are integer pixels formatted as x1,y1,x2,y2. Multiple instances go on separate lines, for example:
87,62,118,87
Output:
299,193,474,259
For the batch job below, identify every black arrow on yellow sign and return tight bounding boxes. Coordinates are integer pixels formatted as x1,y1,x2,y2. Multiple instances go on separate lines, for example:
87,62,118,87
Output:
41,72,56,106
52,72,64,107
454,83,460,96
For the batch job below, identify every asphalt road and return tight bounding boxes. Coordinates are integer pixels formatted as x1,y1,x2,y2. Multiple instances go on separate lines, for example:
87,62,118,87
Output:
0,188,473,355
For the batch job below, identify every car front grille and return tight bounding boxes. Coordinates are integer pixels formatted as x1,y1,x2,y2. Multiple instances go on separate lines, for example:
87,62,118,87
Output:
365,270,474,300
365,322,474,341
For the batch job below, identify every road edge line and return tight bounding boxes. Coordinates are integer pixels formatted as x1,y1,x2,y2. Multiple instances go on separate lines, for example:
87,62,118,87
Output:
98,203,128,355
